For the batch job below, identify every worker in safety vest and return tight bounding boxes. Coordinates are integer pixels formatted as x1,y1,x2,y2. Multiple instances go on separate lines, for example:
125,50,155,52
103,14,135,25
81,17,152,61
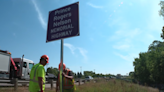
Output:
29,55,49,92
56,63,76,92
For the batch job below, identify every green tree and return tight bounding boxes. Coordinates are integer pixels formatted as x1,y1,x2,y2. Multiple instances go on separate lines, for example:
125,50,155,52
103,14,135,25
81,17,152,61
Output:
160,27,164,40
133,52,151,84
133,39,164,85
77,72,80,78
79,72,82,78
74,73,77,78
159,1,164,19
159,1,164,40
129,72,134,78
147,42,164,84
47,67,59,76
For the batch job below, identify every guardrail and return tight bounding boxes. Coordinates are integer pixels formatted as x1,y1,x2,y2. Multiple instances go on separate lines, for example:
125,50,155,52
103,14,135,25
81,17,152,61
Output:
0,78,56,91
0,78,87,91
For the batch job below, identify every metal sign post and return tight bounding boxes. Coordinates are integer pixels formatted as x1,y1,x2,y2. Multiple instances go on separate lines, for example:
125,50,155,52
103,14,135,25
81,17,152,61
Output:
60,39,63,92
46,2,79,92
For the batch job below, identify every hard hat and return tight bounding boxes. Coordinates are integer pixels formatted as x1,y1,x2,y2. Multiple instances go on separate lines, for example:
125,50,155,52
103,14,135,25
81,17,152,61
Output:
41,55,49,63
59,63,66,70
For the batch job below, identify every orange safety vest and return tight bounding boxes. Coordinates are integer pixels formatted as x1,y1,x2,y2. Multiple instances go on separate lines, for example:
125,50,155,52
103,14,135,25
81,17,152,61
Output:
58,69,74,89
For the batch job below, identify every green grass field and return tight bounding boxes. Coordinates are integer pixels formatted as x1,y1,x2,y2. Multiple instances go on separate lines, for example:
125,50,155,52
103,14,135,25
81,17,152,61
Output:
75,79,159,92
0,79,159,92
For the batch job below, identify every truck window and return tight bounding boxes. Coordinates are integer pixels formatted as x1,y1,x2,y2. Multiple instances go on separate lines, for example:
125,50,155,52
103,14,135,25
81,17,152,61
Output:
14,62,20,69
85,76,89,78
29,63,33,69
23,62,27,68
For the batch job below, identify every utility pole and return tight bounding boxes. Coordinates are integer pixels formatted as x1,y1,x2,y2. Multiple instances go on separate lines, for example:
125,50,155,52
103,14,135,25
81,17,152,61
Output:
81,67,82,75
80,66,82,73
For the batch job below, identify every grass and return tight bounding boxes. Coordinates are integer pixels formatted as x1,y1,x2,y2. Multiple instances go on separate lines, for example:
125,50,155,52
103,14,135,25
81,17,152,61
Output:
75,79,159,92
0,79,159,92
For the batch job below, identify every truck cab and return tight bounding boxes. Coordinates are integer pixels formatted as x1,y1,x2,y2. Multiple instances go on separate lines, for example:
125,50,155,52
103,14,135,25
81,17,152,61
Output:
13,58,34,80
85,76,93,81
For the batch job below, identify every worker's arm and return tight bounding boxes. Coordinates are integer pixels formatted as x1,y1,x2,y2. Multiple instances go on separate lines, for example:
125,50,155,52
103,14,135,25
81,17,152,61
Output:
37,67,45,92
62,71,74,80
38,77,43,92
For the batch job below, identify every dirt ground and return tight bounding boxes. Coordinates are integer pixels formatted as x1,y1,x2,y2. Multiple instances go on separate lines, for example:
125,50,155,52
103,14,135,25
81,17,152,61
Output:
0,87,56,92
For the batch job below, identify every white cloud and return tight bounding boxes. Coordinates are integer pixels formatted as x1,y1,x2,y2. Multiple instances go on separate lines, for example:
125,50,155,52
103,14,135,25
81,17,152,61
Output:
87,2,103,9
108,17,129,28
110,28,141,41
110,28,142,52
128,28,141,38
112,38,132,51
113,44,130,50
106,1,163,73
114,52,139,65
139,34,157,45
64,43,76,54
31,0,47,30
64,43,88,61
114,52,130,62
146,34,155,40
77,47,88,61
109,1,163,52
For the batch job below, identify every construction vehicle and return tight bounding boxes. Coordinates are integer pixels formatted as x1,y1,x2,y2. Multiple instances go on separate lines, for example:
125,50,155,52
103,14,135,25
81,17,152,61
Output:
0,50,34,80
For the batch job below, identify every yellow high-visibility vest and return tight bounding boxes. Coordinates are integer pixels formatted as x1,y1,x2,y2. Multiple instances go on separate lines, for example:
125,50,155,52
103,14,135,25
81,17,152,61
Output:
58,69,76,91
29,63,46,92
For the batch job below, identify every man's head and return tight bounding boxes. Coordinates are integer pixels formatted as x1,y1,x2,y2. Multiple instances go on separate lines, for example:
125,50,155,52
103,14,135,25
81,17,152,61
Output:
40,55,49,66
59,63,66,71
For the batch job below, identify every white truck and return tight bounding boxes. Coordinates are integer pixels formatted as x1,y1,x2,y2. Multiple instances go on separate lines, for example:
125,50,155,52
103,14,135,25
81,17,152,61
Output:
0,50,34,80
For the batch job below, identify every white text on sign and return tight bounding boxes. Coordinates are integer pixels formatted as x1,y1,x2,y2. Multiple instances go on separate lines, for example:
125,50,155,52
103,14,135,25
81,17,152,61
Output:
51,7,74,39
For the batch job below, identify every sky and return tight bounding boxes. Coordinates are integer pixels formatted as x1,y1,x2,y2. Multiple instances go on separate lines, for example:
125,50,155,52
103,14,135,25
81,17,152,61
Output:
0,0,164,75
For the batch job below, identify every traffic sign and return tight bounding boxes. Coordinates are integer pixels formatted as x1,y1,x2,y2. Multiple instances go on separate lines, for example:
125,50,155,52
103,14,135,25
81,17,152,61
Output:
46,2,79,43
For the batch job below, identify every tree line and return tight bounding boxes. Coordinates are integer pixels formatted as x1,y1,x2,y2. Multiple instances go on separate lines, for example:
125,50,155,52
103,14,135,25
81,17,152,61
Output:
129,1,164,85
46,67,112,78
